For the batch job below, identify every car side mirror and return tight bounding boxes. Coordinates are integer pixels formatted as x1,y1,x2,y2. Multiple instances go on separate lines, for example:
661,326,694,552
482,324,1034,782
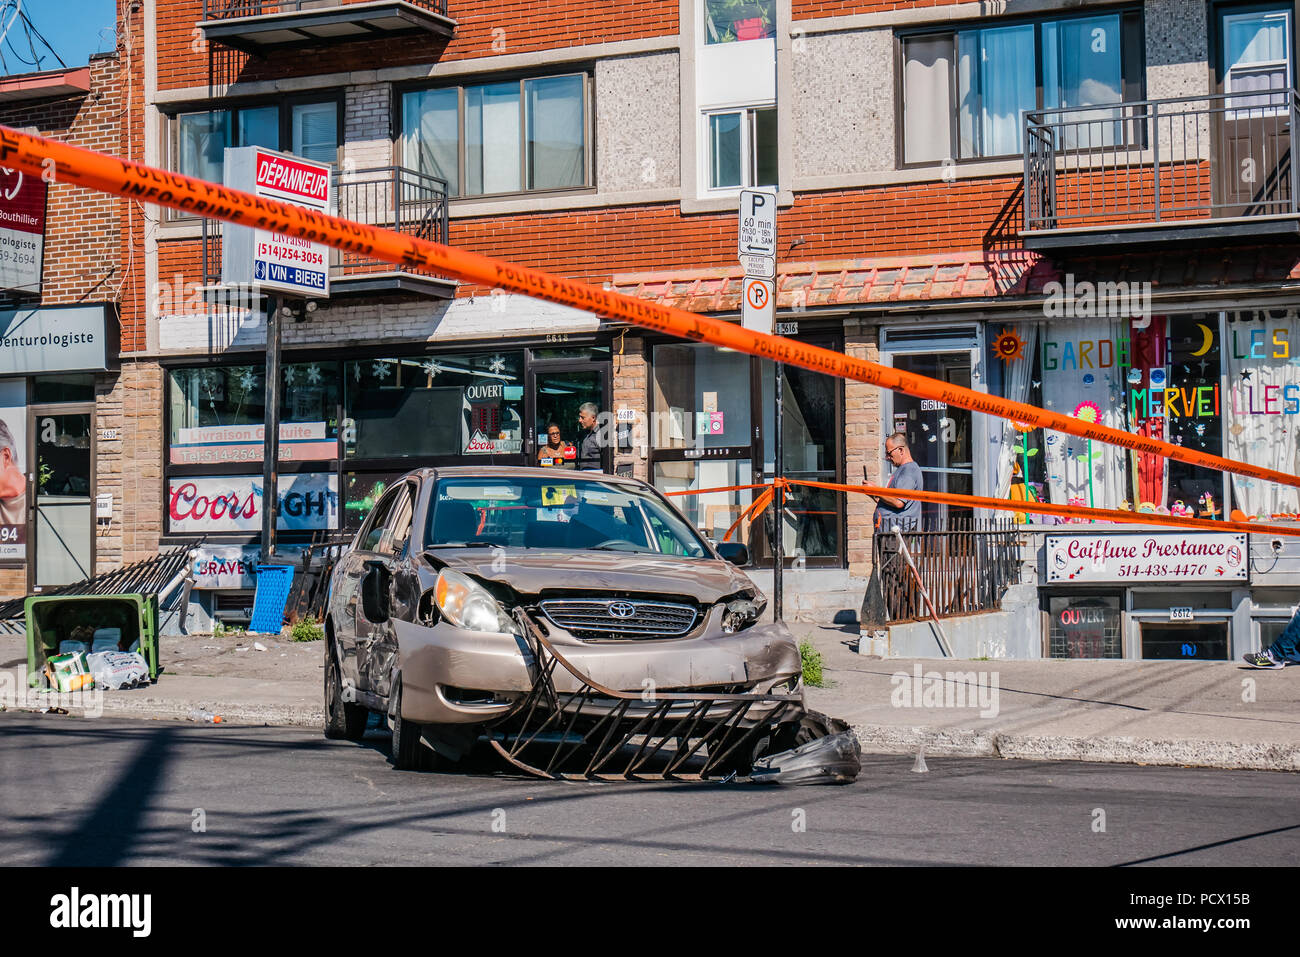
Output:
361,561,391,623
716,542,749,566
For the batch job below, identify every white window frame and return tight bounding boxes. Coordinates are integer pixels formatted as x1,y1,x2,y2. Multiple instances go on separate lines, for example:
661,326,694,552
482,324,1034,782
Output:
1223,9,1293,119
700,103,776,195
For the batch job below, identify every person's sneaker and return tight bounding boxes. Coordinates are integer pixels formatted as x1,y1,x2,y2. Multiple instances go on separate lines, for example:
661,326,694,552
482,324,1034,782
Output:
1242,650,1286,669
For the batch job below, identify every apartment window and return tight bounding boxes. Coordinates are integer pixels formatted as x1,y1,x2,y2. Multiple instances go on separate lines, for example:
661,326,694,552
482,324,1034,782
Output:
705,106,776,190
401,74,589,198
173,99,340,187
901,10,1141,163
704,0,775,44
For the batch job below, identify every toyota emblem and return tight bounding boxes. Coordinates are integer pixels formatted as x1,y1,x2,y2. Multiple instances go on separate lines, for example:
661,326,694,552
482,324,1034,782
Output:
608,601,637,619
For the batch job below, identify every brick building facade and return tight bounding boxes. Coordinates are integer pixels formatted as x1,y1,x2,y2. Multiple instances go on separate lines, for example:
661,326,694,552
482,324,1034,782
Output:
9,0,1298,654
0,55,138,597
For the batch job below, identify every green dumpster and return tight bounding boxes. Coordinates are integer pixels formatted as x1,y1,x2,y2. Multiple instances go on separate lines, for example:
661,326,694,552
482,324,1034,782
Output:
25,593,159,688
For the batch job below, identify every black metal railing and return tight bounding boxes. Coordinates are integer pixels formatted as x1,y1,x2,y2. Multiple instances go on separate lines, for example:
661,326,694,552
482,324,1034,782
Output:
202,0,449,19
1024,88,1300,231
872,519,1022,624
201,164,449,286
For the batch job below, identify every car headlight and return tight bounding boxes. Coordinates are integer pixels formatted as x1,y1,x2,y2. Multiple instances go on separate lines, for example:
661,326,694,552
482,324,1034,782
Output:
434,569,517,634
721,598,762,634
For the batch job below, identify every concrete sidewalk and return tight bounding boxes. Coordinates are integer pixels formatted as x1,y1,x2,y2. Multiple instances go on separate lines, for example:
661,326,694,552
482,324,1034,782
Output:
795,623,1300,772
3,627,1298,772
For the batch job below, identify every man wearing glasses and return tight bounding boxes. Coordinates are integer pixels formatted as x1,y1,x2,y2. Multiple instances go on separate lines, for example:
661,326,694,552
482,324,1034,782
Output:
869,432,923,531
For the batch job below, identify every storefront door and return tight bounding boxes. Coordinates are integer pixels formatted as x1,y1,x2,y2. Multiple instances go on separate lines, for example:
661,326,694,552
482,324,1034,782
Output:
528,363,609,471
30,405,95,589
883,327,982,527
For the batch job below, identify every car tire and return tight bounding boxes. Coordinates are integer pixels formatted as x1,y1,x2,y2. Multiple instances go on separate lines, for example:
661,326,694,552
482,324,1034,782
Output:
389,673,435,772
324,635,368,741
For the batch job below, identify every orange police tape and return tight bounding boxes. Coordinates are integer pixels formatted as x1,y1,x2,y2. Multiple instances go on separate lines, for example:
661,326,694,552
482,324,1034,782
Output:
3,124,1295,494
665,478,1300,541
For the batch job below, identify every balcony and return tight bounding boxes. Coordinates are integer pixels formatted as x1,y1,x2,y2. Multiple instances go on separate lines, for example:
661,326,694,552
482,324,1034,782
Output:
199,0,454,53
202,164,454,300
1022,89,1300,252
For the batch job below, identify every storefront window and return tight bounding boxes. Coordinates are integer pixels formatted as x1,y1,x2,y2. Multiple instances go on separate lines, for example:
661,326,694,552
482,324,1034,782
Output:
760,358,842,559
989,313,1228,521
281,361,339,462
1225,308,1300,519
33,374,94,404
167,364,339,465
652,343,751,449
343,471,407,530
654,459,754,543
168,366,265,466
343,352,524,460
1048,595,1122,658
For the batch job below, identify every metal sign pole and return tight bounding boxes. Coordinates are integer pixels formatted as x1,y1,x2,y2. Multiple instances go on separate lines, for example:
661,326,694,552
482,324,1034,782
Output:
774,360,784,622
261,296,281,563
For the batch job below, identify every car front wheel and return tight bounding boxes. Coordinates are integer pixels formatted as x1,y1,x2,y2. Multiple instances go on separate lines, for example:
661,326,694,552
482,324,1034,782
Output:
389,673,436,771
324,634,368,741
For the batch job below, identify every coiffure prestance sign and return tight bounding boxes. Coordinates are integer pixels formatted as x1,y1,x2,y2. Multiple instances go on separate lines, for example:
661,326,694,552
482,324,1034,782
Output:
221,147,331,298
168,473,338,534
1046,532,1248,583
0,304,110,375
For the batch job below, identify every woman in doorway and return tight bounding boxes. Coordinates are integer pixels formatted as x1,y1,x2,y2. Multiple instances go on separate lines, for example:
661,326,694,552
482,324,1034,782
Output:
537,422,576,469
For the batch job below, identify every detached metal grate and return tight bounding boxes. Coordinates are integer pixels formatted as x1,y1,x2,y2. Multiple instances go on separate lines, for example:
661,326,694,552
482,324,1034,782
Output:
485,608,802,781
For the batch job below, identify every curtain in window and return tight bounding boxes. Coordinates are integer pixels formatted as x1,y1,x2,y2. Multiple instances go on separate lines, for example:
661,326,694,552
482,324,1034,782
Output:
1042,316,1127,515
291,103,338,165
178,112,229,182
402,88,459,194
1226,310,1300,518
959,24,1035,157
237,106,279,150
1043,15,1122,148
903,36,954,164
993,323,1039,499
709,112,742,188
466,83,521,196
525,76,584,190
1225,12,1291,114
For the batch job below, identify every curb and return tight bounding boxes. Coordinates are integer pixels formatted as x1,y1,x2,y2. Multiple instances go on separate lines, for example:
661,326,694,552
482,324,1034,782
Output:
99,695,325,728
852,725,1300,773
10,699,1298,772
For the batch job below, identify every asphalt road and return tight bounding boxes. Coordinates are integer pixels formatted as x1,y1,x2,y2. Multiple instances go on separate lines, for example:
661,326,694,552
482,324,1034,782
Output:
3,713,1297,867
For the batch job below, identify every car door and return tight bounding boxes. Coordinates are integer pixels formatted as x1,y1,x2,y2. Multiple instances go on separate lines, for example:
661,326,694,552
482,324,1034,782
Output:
359,480,417,699
347,486,401,693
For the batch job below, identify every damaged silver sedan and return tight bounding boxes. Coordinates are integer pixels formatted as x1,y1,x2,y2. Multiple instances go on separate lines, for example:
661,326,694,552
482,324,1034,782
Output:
323,467,859,784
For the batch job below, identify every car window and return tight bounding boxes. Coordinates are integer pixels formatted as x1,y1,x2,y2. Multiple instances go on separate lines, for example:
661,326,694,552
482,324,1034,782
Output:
360,487,400,552
376,483,416,557
426,476,707,556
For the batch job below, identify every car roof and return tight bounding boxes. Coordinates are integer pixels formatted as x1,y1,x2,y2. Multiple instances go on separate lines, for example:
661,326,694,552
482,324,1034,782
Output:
417,465,647,487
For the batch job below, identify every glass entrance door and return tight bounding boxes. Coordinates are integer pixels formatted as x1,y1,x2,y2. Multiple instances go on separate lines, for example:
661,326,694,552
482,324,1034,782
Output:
757,348,844,566
529,364,609,471
888,351,975,526
32,408,94,588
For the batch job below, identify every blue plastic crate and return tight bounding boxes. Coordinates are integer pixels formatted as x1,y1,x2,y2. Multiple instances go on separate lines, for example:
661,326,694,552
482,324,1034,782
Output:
250,564,295,634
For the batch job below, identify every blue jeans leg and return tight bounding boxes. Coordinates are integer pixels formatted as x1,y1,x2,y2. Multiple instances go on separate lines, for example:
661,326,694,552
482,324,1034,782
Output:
1267,608,1300,662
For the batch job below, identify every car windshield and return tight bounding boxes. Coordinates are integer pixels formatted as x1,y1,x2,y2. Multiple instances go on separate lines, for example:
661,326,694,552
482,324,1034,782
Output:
426,476,710,557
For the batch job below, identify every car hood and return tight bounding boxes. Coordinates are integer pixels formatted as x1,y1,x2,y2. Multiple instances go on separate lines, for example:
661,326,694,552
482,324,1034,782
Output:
427,549,757,603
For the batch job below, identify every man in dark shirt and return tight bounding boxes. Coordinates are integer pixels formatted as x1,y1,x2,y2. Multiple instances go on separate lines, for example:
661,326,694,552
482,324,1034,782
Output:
575,402,605,472
869,432,923,531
